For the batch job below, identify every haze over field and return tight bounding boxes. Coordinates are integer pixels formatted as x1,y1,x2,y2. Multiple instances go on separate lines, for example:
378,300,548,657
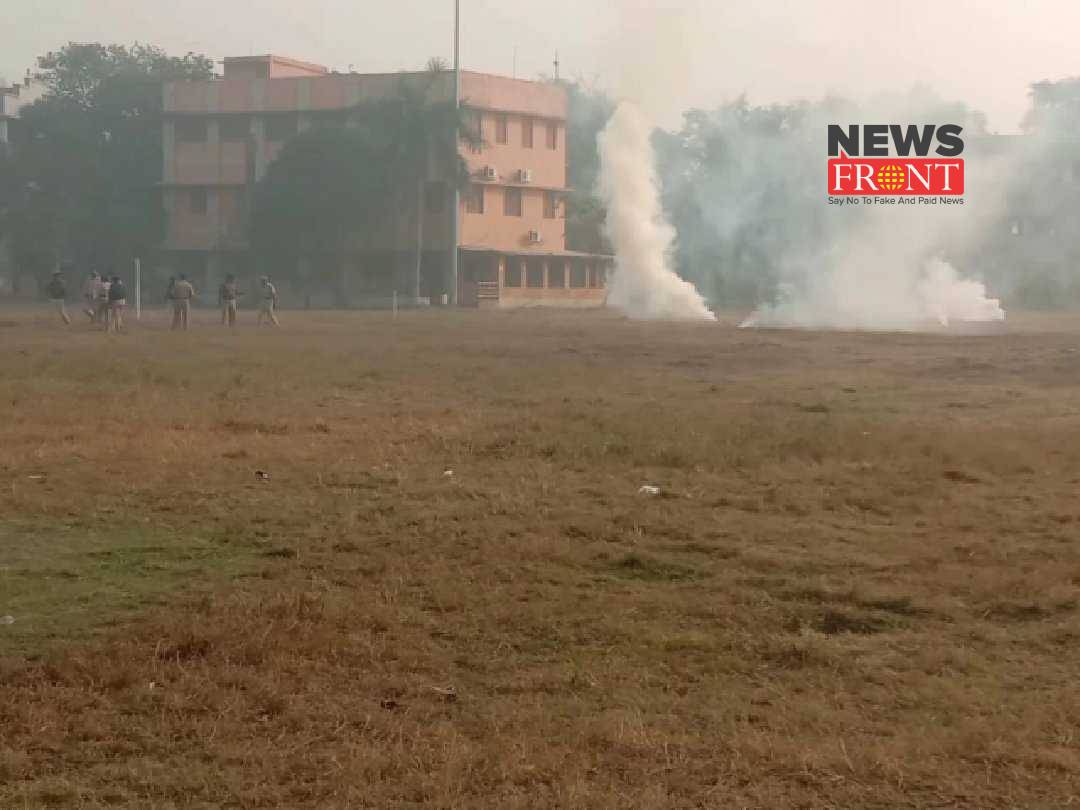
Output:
7,0,1080,133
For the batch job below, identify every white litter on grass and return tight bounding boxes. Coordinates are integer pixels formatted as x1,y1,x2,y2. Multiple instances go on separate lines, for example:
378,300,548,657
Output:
255,470,271,481
443,469,455,479
638,485,661,497
0,615,15,625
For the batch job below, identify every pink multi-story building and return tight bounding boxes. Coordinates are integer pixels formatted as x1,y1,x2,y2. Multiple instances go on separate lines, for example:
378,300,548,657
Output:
161,54,611,307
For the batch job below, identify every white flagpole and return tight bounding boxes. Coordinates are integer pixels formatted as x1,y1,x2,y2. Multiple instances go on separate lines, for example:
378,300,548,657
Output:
134,257,142,320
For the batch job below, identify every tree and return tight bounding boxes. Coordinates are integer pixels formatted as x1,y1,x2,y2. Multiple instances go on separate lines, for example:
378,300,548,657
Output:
1024,77,1080,132
562,79,615,254
250,72,479,304
7,43,212,289
250,126,392,305
356,69,479,298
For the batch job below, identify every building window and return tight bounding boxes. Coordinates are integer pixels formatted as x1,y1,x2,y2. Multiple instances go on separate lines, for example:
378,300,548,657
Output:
548,263,566,288
220,116,251,142
526,262,545,288
464,184,485,214
463,111,483,154
190,187,208,215
543,191,560,219
175,118,208,143
546,122,559,150
570,261,586,288
503,187,523,217
266,114,299,142
425,181,446,214
505,261,522,287
522,118,534,148
496,115,508,145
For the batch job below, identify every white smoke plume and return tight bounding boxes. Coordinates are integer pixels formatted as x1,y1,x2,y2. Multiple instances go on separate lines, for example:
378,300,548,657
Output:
916,258,1005,326
598,103,716,321
737,174,1009,331
742,257,1005,329
677,89,1012,332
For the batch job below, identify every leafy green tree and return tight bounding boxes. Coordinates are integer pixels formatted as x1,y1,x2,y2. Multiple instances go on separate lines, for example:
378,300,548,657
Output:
8,43,212,290
357,69,479,298
250,126,392,305
562,79,614,254
251,69,479,302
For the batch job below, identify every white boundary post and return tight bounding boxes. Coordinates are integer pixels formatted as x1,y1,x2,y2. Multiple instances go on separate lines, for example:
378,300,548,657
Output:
134,257,142,321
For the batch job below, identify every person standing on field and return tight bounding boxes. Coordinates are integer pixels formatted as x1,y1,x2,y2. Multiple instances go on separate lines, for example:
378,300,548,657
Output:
96,274,112,328
219,274,241,327
82,271,100,322
257,276,280,327
46,271,71,325
170,274,196,330
107,275,127,333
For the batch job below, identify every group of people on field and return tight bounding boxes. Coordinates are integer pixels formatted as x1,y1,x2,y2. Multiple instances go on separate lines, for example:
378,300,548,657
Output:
45,270,128,332
44,270,280,331
164,274,280,330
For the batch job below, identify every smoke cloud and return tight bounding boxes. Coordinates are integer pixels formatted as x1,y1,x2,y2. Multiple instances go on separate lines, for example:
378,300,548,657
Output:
598,102,715,322
641,87,1013,331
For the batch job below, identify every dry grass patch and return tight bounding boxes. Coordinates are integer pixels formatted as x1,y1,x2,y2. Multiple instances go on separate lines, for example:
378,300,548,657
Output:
1,307,1079,807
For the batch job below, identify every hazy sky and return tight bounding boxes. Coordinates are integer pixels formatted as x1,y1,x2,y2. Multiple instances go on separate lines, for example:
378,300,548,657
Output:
5,0,1080,131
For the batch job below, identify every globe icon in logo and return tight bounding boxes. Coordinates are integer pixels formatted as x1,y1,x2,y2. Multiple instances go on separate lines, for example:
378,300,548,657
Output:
876,164,906,191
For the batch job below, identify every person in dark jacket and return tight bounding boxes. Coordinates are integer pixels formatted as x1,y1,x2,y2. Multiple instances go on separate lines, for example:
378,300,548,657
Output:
45,271,71,325
107,275,127,333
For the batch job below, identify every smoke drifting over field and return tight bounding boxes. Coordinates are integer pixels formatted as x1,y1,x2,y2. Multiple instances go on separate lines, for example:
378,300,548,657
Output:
594,2,1039,331
598,103,715,321
732,102,1009,330
649,89,1013,331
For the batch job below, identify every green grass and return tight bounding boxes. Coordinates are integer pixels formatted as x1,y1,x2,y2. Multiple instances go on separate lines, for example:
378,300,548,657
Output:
0,519,258,653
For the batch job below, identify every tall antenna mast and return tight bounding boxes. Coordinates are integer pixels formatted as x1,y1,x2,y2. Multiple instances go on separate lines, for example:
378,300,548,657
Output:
554,50,560,81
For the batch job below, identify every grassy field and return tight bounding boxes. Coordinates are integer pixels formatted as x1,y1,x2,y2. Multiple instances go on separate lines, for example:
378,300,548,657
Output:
1,304,1079,808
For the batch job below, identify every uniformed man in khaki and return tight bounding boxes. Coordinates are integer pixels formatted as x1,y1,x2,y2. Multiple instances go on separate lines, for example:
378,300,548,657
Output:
219,274,241,327
257,276,280,327
170,274,196,330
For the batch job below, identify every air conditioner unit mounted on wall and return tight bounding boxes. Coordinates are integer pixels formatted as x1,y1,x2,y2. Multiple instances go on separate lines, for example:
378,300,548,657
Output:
481,166,498,182
527,230,542,244
519,169,533,184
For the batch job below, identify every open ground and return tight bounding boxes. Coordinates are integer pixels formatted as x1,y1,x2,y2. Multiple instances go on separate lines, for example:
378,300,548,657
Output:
1,306,1079,808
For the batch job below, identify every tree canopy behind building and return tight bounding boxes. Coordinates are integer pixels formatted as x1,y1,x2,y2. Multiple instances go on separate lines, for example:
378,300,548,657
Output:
4,43,212,287
250,70,479,303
